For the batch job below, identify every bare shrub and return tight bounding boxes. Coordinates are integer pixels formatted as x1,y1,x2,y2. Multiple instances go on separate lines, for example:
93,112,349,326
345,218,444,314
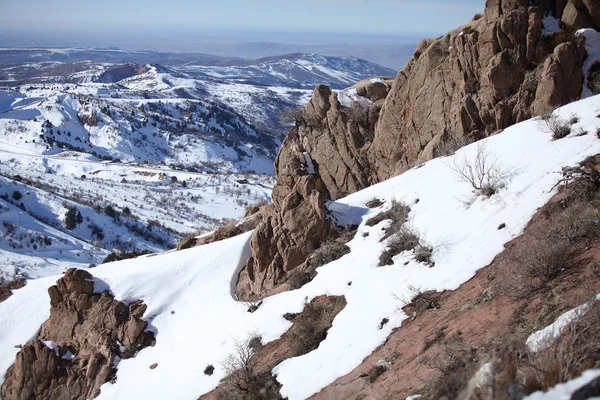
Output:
348,101,368,125
278,106,304,126
518,238,570,285
219,335,282,400
435,130,468,157
287,270,314,290
537,113,572,140
450,143,509,197
286,296,346,356
288,225,355,290
312,242,350,268
522,70,539,93
420,334,478,399
550,202,600,245
553,156,600,201
379,225,433,266
588,62,600,95
366,199,411,239
503,236,570,298
528,298,600,389
365,198,384,208
242,300,263,313
397,285,441,317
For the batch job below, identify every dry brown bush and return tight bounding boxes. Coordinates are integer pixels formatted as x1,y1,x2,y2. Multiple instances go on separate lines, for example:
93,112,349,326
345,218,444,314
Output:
278,106,304,126
365,198,384,208
519,238,570,285
537,113,573,140
588,62,600,96
436,130,468,157
420,334,479,399
219,335,283,400
400,285,441,316
450,143,510,198
286,296,346,356
312,242,351,268
366,199,411,240
379,225,433,266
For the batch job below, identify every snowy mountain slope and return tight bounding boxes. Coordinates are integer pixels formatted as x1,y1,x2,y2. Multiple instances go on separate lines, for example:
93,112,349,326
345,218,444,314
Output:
0,84,277,174
0,49,396,139
0,50,397,280
0,83,277,279
182,53,396,89
2,95,600,399
0,49,396,90
0,148,274,279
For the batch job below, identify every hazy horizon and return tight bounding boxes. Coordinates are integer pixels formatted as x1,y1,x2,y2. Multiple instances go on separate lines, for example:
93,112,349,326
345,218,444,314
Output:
0,0,485,69
0,28,424,69
2,0,484,36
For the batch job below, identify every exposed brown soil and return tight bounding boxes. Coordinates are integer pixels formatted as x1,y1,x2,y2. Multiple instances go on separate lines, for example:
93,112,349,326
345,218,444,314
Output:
200,295,346,400
308,158,600,400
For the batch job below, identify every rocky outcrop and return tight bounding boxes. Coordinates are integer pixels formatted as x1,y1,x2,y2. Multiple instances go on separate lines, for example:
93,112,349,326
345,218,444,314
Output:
236,80,390,300
1,269,155,400
369,0,592,179
0,277,25,303
237,0,600,299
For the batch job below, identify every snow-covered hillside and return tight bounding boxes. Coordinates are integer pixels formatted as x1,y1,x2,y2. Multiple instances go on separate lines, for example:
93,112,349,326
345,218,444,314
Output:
0,84,277,174
0,152,274,279
2,94,600,399
0,50,397,280
183,53,396,89
0,78,281,279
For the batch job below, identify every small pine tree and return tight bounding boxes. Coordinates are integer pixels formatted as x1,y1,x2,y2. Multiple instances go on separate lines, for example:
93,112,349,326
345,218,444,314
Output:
64,207,78,230
12,191,22,201
104,205,117,219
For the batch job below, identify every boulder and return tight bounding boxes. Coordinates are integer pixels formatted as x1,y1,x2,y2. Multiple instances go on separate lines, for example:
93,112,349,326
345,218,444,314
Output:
1,269,155,400
0,277,26,303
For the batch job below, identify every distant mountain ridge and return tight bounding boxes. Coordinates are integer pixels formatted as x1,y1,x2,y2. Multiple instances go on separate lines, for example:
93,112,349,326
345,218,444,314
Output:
0,48,396,90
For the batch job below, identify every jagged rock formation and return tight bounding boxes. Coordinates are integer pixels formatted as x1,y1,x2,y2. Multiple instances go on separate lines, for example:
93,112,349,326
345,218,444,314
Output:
236,0,600,300
1,269,155,400
236,80,389,300
370,0,591,179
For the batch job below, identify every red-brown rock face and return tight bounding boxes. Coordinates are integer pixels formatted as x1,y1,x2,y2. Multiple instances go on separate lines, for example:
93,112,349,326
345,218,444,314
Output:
369,0,590,180
1,269,155,400
237,0,600,299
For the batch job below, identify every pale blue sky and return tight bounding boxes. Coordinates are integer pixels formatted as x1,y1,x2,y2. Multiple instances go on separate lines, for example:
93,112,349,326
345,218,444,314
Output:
1,0,484,35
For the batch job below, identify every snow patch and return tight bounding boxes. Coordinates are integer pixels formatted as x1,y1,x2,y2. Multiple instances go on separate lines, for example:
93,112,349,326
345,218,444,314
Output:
336,88,370,108
524,369,600,399
303,152,316,175
526,294,600,352
577,29,600,99
542,14,562,36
